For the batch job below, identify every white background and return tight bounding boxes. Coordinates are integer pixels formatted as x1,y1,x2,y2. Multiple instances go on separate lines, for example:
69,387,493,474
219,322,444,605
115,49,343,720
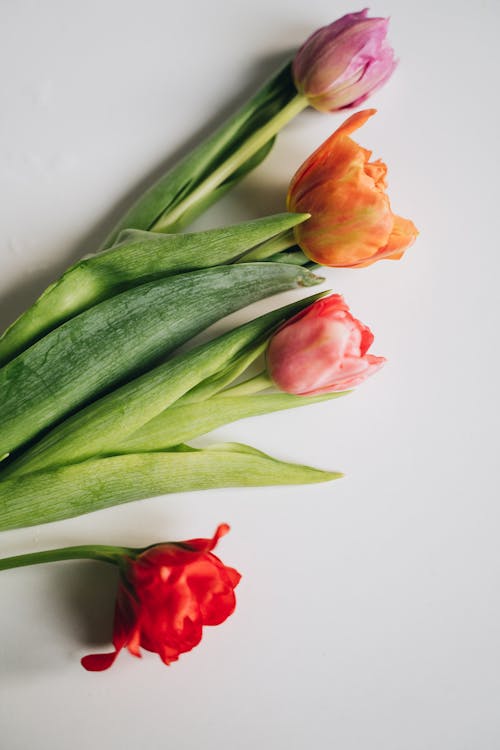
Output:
1,0,499,747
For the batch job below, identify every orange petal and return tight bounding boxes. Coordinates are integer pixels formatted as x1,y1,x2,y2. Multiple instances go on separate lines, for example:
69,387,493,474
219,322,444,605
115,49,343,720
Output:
383,214,419,259
364,158,387,188
293,170,393,267
331,108,377,140
352,214,419,267
288,109,376,206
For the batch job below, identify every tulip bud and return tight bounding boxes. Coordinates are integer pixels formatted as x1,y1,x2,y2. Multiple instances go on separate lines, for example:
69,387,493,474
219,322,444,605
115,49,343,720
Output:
267,294,385,394
293,9,397,112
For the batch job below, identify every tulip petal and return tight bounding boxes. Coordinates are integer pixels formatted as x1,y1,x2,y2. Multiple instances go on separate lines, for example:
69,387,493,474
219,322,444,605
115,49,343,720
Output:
288,109,376,205
327,107,377,139
182,523,231,553
224,566,242,589
159,645,180,665
384,214,419,258
125,624,143,658
352,214,419,267
293,174,393,267
81,650,120,672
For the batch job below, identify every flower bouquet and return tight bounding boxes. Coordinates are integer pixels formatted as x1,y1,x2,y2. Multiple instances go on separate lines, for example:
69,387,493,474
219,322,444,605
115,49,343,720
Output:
0,10,417,670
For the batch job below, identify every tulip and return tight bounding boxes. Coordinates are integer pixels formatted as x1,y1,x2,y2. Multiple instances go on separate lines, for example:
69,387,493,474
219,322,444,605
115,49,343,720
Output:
81,524,240,670
0,525,241,669
103,12,396,242
266,294,385,394
287,109,418,268
293,9,397,112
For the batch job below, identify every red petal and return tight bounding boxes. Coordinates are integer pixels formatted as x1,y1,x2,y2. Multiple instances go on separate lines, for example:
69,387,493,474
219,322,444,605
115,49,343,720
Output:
159,645,180,665
81,650,120,672
202,590,237,626
183,523,230,553
224,566,242,588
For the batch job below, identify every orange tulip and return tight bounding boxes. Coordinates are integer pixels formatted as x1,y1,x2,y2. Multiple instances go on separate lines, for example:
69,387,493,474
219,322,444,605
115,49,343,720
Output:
287,109,418,268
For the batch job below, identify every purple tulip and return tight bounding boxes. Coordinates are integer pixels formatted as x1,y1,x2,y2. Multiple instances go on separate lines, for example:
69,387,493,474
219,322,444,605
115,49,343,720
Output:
293,9,397,112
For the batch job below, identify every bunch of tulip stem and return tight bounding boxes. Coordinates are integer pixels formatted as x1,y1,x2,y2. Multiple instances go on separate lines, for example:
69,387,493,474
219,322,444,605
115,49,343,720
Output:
0,55,337,523
0,13,398,530
0,291,348,530
0,10,418,669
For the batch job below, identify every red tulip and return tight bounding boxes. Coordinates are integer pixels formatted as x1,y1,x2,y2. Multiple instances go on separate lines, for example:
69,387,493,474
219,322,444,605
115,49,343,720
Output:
267,294,385,394
81,524,240,670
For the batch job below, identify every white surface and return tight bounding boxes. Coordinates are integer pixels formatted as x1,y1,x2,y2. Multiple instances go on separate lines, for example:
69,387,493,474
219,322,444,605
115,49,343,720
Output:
1,0,499,747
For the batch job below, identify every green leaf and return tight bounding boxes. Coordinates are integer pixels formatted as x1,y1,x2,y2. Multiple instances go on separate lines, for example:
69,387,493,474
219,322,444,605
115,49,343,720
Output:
115,391,348,453
0,445,342,531
0,263,321,458
3,290,328,479
0,212,307,367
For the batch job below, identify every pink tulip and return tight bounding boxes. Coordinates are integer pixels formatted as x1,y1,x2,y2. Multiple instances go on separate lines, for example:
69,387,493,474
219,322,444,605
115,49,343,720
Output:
266,295,385,394
293,9,397,112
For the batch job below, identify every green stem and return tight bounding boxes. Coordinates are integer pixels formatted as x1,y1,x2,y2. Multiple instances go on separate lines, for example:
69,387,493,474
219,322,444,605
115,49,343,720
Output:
218,371,273,397
150,94,308,233
236,228,297,263
0,545,132,572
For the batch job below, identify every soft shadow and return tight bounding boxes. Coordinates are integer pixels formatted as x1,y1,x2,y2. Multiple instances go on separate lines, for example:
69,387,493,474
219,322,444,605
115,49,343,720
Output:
0,51,293,334
72,51,295,256
56,560,119,648
0,268,67,334
0,561,119,678
228,176,290,218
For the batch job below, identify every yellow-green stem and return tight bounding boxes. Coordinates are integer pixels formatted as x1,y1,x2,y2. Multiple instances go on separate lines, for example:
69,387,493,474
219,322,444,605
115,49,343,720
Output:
236,228,297,263
0,545,131,572
150,94,308,233
218,371,274,397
